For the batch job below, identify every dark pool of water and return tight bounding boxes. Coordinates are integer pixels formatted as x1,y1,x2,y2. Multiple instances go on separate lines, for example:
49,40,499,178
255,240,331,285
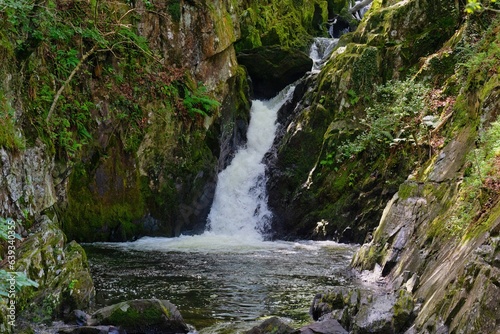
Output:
84,238,358,333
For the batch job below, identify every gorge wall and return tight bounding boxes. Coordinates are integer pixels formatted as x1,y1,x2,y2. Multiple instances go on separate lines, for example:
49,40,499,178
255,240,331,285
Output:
266,0,500,332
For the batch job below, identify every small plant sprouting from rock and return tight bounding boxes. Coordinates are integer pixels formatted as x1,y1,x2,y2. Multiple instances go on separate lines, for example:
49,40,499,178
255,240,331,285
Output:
183,84,220,118
446,121,500,237
465,0,499,13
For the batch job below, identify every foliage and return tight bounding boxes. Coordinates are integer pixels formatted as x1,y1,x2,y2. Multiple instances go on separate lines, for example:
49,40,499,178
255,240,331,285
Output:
0,0,154,160
0,91,25,151
321,79,430,166
183,84,220,118
443,120,500,237
0,217,39,298
465,0,499,13
168,0,181,22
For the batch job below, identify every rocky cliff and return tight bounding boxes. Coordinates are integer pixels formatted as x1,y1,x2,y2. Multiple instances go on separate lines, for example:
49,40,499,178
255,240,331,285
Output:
267,0,500,332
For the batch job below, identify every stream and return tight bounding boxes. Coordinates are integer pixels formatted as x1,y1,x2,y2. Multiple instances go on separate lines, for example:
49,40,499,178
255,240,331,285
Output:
84,37,362,333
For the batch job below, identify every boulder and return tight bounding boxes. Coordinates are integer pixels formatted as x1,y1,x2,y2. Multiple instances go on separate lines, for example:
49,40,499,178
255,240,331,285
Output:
3,216,95,326
244,317,299,334
58,326,124,334
89,299,189,334
352,294,396,333
237,46,313,99
300,316,348,334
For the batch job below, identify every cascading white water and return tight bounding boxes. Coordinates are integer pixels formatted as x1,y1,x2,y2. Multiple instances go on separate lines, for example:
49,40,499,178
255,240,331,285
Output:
206,86,296,240
310,37,339,73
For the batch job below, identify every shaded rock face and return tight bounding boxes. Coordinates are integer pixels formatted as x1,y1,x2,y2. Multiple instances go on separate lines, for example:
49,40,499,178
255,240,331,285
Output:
237,46,313,99
0,143,58,220
90,299,189,334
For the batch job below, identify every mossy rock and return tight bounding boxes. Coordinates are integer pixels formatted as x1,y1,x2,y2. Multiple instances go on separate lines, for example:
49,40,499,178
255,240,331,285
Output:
90,299,189,334
0,216,94,329
237,46,313,99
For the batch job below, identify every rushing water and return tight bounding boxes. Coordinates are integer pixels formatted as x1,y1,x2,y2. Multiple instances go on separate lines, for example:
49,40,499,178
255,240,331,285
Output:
310,37,338,73
85,37,349,333
206,85,296,239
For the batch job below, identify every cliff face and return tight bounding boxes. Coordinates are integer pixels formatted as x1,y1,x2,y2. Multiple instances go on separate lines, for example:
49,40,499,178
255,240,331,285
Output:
349,10,500,332
265,0,499,332
266,0,462,243
0,0,249,242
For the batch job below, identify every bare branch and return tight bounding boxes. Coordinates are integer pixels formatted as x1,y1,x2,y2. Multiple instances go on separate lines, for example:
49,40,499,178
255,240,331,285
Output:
46,44,98,124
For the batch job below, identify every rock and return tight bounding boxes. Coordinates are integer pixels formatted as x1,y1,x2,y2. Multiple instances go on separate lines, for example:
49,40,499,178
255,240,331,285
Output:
244,317,299,334
65,310,90,326
2,216,95,326
237,46,313,99
404,274,419,294
58,326,124,334
352,293,396,334
90,299,189,334
300,316,348,334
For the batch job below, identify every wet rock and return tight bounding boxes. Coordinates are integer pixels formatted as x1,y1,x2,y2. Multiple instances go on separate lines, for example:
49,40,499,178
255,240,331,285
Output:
352,293,396,333
90,299,189,334
65,310,91,326
237,46,313,99
244,317,299,334
300,316,348,334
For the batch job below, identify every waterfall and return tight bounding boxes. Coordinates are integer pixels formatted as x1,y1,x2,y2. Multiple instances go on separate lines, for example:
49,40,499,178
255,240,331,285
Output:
206,86,296,240
310,37,339,73
205,37,338,241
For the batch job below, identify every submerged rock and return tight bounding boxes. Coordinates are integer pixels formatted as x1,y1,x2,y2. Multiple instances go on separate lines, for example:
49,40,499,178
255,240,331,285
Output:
89,299,189,334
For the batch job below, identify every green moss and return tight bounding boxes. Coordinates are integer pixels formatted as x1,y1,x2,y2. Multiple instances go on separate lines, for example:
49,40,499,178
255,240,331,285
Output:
168,0,181,22
398,182,418,200
236,0,332,52
351,46,380,94
61,152,146,242
392,289,414,332
0,91,25,151
107,305,163,326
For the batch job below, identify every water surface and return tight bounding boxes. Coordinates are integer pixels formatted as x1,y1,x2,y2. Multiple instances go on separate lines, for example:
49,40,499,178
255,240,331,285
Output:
85,237,358,333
